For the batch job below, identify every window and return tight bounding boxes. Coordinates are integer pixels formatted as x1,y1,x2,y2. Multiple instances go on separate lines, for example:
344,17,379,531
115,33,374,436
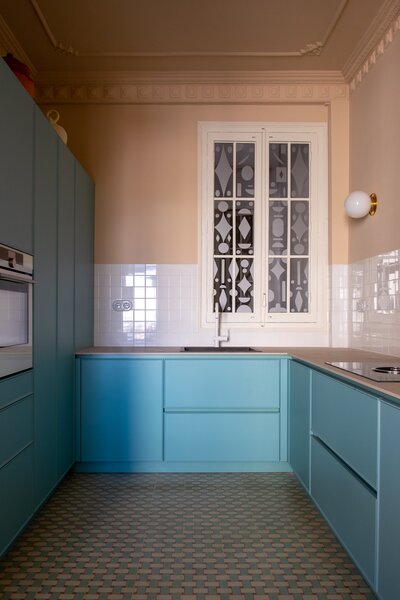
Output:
200,122,328,329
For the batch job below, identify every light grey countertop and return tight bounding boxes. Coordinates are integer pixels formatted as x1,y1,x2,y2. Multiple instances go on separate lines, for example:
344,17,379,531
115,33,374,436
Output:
76,346,400,403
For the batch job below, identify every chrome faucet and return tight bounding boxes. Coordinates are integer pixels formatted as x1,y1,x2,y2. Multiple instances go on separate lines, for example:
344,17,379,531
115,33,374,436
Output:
214,302,229,347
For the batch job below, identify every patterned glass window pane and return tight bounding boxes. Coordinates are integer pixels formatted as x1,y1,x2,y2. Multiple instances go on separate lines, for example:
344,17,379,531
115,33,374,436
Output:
269,201,288,256
291,144,309,198
214,200,233,255
214,143,233,198
236,201,254,255
290,201,309,255
268,258,287,312
290,258,309,312
235,258,254,312
214,258,233,312
236,143,255,197
269,144,288,197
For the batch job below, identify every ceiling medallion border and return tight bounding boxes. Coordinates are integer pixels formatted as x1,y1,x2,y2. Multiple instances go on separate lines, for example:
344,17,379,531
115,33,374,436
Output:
36,81,347,105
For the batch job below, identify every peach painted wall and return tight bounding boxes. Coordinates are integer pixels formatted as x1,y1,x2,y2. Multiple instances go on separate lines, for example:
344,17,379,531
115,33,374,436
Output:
45,102,343,264
349,33,400,263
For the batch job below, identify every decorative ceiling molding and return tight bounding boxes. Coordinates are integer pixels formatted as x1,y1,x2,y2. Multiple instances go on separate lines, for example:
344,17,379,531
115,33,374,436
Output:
0,14,37,74
36,80,348,105
29,0,348,60
348,12,400,93
343,0,400,82
35,70,346,87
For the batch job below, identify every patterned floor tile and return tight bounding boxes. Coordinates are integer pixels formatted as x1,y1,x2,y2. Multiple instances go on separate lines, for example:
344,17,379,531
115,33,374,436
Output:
0,473,376,599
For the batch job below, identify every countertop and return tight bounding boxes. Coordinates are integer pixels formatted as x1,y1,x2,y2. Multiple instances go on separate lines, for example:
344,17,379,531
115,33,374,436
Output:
76,346,400,404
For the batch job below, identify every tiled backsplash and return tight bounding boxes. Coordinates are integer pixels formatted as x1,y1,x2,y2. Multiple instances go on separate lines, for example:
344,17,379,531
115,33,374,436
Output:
95,254,400,354
348,249,400,357
94,264,330,347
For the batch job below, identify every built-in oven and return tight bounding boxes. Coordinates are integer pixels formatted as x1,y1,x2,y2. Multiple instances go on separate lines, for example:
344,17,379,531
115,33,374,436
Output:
0,243,33,378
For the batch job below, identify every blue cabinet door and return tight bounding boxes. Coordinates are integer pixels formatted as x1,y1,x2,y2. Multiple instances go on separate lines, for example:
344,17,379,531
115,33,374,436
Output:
165,358,281,409
0,59,33,252
311,371,378,489
289,360,310,490
57,141,76,478
0,395,33,467
33,107,58,504
378,401,400,600
0,445,34,556
165,412,280,462
80,359,163,462
74,163,94,351
311,437,376,586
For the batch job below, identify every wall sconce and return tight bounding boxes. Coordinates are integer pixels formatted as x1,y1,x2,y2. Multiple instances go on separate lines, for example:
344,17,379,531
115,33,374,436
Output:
344,191,377,218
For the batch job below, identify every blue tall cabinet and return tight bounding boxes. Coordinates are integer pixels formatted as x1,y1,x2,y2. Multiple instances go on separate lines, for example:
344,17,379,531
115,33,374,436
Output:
0,58,94,556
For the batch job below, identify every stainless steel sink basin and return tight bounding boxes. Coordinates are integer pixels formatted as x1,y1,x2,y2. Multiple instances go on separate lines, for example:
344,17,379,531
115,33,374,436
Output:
181,346,260,352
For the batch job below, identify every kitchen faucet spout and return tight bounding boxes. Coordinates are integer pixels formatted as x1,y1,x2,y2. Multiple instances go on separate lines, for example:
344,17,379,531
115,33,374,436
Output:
214,302,229,347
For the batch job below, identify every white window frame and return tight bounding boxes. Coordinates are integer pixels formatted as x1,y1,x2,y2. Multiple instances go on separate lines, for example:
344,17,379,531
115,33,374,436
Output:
199,122,328,331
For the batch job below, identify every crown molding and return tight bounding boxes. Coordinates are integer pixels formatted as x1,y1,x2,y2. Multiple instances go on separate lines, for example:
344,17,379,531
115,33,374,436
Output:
29,0,347,60
36,75,347,105
343,0,400,83
35,69,346,86
0,14,37,75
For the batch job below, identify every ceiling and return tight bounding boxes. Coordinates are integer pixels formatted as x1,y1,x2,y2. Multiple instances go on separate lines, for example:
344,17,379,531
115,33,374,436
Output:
0,0,396,81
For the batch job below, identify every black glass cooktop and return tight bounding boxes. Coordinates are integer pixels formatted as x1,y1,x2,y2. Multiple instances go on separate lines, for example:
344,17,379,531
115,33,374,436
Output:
326,362,400,382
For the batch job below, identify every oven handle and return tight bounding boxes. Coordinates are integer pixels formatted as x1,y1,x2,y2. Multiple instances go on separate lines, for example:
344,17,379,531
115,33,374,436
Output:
0,268,34,284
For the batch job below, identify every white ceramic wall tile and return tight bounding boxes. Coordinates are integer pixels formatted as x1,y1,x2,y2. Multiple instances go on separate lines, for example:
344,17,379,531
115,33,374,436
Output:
348,249,400,357
94,262,351,348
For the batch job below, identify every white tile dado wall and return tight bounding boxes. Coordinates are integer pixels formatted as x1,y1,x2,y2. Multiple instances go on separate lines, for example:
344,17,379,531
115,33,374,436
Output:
94,264,330,347
348,249,400,357
95,255,400,353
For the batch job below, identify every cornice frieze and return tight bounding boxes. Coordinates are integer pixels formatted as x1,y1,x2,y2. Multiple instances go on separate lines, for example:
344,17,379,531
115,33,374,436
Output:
36,80,348,105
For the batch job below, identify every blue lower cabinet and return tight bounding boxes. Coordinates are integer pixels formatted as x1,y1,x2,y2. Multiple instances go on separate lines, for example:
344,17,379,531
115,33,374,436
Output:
164,412,280,462
0,396,33,467
165,358,280,409
310,437,376,587
378,401,400,600
289,361,310,490
0,445,34,556
80,359,163,462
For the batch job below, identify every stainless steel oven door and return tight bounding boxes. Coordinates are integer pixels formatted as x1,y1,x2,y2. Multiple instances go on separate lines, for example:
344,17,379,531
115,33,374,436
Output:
0,251,33,378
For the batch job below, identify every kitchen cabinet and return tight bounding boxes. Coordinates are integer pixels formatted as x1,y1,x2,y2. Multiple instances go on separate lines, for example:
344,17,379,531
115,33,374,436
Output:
311,371,378,489
33,106,59,506
165,412,280,462
311,437,376,586
0,59,94,557
57,141,76,478
378,401,400,600
310,370,378,587
75,355,288,471
164,357,284,466
0,371,34,555
0,58,33,253
74,163,94,351
288,360,310,490
79,358,163,463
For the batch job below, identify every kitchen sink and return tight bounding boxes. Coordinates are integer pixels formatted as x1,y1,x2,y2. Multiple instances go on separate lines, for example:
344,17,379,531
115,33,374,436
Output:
181,346,260,352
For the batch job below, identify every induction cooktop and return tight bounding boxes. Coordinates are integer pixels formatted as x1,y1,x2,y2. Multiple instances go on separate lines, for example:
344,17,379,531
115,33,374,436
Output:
326,362,400,382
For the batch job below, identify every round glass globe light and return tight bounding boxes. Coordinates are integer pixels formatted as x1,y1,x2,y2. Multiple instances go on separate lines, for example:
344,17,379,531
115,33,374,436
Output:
344,190,371,218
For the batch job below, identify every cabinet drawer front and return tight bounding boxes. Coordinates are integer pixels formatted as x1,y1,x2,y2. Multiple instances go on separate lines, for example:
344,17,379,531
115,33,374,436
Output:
311,437,376,585
0,396,34,467
0,371,33,411
165,413,280,462
311,371,377,488
165,359,280,409
0,445,34,556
